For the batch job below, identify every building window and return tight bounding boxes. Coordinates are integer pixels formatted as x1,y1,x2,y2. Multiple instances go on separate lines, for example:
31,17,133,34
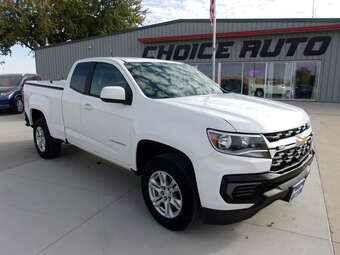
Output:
197,63,214,79
266,62,294,99
243,63,266,97
220,63,243,93
194,61,319,100
293,62,319,100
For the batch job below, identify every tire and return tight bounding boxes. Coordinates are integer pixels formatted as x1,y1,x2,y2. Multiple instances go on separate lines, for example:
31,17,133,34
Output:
33,118,61,159
141,153,199,231
255,89,264,97
12,97,24,114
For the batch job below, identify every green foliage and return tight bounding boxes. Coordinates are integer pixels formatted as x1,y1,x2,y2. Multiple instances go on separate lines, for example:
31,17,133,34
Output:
0,0,148,55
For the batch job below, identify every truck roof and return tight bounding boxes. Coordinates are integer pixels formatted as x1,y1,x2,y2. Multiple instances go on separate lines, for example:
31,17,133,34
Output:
78,57,182,64
0,73,37,76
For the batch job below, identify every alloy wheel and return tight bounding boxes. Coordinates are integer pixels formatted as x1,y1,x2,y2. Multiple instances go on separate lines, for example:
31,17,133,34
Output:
35,126,46,152
16,99,24,113
148,170,183,219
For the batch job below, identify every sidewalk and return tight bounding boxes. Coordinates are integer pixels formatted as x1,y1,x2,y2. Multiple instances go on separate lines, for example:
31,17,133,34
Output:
288,101,340,254
0,110,335,255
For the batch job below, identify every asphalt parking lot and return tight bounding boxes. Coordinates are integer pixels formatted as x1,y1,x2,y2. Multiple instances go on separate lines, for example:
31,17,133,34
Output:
0,102,339,255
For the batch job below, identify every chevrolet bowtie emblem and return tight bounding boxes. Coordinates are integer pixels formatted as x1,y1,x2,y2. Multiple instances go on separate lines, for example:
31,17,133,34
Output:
296,136,308,146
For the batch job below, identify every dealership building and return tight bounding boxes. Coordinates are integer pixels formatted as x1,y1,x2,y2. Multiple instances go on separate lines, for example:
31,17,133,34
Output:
35,18,340,102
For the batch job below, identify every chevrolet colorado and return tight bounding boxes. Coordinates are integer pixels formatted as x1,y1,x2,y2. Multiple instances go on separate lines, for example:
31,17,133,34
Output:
24,57,314,231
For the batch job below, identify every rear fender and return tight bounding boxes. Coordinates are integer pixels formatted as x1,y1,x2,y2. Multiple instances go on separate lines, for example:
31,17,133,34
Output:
28,95,50,126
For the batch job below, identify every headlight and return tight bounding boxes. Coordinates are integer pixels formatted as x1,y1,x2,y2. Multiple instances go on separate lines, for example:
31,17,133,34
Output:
207,129,270,158
0,92,11,97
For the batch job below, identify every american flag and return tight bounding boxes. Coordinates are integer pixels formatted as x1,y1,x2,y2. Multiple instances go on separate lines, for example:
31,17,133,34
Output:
210,0,216,25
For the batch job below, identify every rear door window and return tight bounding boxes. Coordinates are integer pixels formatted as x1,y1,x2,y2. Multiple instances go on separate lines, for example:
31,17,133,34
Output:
70,62,93,93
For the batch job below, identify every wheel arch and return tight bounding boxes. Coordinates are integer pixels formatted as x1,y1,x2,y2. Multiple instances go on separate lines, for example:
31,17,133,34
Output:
14,93,22,100
136,139,198,183
30,108,46,126
8,91,22,105
255,88,264,96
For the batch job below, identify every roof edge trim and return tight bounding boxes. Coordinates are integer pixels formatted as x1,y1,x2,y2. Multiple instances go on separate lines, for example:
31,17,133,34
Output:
36,19,340,50
138,24,340,43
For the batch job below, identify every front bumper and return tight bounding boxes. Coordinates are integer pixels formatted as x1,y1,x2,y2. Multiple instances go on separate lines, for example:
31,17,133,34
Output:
0,97,10,110
200,151,314,224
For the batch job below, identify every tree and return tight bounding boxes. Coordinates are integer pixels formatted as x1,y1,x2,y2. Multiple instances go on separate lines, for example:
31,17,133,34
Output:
0,0,148,55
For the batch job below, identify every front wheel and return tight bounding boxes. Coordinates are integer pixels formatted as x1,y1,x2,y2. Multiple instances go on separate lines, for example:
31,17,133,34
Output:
254,89,264,97
12,97,24,114
141,153,199,231
33,118,61,159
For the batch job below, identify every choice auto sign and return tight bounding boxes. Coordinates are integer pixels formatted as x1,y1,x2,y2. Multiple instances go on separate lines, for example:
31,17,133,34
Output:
142,36,331,60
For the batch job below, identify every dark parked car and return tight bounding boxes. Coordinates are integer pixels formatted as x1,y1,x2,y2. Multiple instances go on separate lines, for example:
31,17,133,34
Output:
295,84,314,99
0,74,40,114
221,79,242,93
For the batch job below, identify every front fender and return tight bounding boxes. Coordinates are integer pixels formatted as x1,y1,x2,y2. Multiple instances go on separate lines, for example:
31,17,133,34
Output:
133,134,196,168
7,90,20,105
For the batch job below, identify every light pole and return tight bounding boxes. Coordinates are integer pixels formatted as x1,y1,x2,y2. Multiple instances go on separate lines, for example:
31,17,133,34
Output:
0,61,5,73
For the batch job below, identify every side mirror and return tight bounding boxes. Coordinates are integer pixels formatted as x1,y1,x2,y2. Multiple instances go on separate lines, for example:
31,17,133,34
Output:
100,86,130,104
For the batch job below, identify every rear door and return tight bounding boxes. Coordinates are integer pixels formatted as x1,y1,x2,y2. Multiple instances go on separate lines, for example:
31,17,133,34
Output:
62,62,94,146
80,62,134,167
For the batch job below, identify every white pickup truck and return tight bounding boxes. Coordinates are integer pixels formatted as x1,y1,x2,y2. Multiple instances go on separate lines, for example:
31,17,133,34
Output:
24,57,314,231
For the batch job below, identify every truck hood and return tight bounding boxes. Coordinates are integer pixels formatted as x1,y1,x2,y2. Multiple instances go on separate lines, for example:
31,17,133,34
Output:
166,93,309,133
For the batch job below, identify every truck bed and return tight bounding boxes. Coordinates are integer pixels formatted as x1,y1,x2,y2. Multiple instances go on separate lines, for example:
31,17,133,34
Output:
24,80,66,141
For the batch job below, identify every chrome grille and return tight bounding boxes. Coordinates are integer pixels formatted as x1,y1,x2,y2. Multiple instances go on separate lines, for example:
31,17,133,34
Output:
271,137,312,173
264,123,310,142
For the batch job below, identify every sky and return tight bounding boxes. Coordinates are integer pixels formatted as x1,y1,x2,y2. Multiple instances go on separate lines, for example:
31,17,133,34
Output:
1,0,340,74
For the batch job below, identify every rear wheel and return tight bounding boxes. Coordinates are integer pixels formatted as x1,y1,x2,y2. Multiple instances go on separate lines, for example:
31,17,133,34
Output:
141,153,199,231
33,118,61,159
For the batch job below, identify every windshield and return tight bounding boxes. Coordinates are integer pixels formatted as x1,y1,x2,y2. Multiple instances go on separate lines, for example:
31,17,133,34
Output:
125,62,223,99
0,75,21,88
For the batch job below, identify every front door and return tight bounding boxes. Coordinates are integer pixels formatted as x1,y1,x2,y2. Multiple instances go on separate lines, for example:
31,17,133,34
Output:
80,62,133,168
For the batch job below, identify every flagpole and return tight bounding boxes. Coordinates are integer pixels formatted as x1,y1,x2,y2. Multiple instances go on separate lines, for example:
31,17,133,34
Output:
212,5,217,81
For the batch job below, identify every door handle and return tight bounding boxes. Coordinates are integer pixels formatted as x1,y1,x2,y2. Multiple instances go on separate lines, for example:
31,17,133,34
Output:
83,103,93,111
